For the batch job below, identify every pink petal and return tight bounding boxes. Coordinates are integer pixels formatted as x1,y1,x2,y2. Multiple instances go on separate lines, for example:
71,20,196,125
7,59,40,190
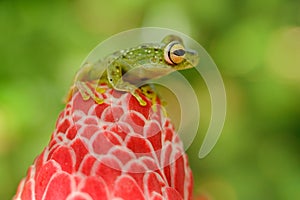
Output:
50,146,74,174
43,173,72,200
94,157,122,190
35,161,60,200
57,118,71,134
126,135,152,153
165,187,183,200
173,154,185,197
113,175,145,200
110,146,135,165
20,179,34,200
145,172,165,196
80,155,97,176
71,138,89,171
123,112,145,134
127,94,151,119
81,176,109,200
92,131,115,155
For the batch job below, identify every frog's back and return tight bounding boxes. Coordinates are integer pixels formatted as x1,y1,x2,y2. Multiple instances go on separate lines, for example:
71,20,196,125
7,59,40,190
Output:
113,43,165,67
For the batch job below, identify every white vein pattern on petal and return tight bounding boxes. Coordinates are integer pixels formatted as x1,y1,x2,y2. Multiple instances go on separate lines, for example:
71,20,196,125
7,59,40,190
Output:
66,190,94,200
89,155,123,176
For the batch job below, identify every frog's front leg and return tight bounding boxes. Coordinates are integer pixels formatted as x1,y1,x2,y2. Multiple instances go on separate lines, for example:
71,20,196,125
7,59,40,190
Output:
113,81,147,106
107,61,147,106
75,81,104,104
69,63,104,104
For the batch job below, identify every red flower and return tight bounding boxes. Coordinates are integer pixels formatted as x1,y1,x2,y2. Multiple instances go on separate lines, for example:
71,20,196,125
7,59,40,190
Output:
14,83,193,200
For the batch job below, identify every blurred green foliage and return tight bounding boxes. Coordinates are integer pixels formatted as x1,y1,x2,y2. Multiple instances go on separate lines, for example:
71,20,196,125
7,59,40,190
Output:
0,0,300,199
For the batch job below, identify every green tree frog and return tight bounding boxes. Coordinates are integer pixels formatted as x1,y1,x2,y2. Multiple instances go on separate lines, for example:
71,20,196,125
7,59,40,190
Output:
72,35,199,106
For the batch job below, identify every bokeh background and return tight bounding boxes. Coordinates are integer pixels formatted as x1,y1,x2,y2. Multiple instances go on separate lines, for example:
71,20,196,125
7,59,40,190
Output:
1,0,300,199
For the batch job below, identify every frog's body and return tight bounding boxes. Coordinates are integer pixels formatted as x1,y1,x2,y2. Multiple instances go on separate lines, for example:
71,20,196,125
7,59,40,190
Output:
73,35,199,105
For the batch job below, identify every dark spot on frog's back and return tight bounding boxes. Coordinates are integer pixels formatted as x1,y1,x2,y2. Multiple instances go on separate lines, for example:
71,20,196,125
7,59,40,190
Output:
140,77,148,81
140,45,148,49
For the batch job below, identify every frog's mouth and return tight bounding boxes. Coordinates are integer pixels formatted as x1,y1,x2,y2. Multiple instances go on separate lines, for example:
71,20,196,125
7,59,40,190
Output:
185,49,199,67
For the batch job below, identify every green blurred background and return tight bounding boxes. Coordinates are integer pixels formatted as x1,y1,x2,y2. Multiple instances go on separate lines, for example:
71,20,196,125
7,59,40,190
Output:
1,0,300,199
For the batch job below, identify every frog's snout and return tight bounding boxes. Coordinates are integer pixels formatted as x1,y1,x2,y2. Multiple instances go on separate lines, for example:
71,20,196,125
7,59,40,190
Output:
185,49,199,67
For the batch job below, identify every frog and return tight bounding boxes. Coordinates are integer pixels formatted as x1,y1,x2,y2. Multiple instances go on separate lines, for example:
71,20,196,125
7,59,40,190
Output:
71,35,199,106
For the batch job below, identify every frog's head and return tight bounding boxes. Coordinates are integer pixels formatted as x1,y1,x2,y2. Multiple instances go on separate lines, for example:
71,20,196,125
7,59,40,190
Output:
162,35,199,70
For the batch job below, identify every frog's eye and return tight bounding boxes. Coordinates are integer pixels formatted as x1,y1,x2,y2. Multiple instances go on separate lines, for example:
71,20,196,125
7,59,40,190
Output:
164,41,186,65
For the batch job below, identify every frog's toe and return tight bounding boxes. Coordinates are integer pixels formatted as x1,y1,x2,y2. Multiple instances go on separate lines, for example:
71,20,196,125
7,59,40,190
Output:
132,92,147,106
96,87,106,94
136,96,147,106
93,96,104,104
138,99,147,106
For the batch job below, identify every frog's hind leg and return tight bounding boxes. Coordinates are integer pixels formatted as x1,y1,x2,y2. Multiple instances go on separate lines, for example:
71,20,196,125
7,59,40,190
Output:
140,84,163,112
75,81,104,104
140,85,157,104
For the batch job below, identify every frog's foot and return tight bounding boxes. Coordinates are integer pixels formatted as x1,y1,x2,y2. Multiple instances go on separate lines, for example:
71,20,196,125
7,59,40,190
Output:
131,90,147,106
111,81,146,106
140,85,159,111
140,85,157,104
75,81,104,104
95,86,106,94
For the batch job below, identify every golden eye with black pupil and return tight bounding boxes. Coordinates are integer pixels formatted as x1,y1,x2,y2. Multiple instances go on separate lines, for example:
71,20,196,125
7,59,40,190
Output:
164,41,186,65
